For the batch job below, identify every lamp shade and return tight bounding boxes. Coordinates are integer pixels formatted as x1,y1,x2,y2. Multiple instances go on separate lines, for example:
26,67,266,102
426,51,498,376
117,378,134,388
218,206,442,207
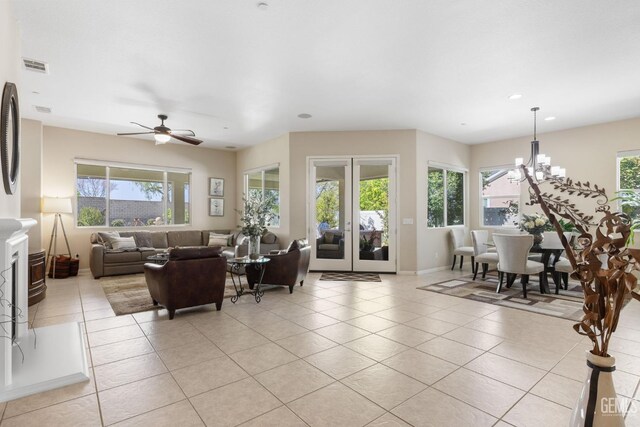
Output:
42,197,73,214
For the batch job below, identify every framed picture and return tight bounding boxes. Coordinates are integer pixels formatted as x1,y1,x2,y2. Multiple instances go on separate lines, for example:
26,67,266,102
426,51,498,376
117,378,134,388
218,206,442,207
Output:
209,177,224,197
209,198,224,216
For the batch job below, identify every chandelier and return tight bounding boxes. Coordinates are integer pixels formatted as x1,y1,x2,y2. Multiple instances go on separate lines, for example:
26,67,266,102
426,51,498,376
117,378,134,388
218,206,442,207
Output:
507,107,565,182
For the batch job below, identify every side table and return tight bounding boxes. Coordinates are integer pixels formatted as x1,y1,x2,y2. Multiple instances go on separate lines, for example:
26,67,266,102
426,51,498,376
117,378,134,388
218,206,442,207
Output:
227,257,270,303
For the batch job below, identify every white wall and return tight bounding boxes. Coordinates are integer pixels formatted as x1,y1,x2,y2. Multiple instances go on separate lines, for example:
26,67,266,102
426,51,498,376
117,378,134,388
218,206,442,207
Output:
0,2,21,218
20,119,43,250
39,127,237,268
416,130,471,272
236,133,290,245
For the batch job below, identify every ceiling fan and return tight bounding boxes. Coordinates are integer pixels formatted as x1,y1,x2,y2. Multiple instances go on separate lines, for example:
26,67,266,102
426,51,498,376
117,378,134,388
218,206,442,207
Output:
117,114,203,146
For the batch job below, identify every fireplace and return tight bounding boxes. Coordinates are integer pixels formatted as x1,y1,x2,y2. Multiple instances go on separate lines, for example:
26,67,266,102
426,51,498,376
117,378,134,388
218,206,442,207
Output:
0,218,89,402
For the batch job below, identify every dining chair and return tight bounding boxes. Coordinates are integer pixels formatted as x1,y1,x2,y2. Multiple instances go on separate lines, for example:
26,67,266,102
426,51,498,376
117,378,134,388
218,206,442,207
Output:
450,228,474,271
493,234,549,297
471,230,499,280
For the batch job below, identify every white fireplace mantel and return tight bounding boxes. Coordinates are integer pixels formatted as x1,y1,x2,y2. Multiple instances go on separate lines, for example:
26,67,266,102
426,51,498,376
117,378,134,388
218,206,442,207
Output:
0,217,89,402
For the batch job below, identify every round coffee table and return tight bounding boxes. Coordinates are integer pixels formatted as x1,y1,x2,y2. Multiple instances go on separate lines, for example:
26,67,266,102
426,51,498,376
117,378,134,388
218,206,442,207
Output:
227,257,270,303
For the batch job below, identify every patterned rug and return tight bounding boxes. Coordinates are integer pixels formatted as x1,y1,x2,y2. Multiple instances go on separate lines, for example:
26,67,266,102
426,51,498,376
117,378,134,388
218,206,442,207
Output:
320,272,382,282
417,271,587,321
100,274,247,315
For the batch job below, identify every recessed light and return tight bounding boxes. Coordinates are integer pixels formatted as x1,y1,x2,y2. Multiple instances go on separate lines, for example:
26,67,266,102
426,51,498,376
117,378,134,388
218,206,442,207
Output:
32,91,40,95
460,123,467,126
223,126,229,129
34,105,52,113
257,2,268,10
297,113,312,119
544,116,556,121
508,93,523,100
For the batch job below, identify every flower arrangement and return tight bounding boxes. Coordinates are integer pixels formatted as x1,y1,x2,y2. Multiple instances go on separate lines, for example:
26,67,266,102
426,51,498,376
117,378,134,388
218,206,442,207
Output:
520,212,549,235
237,193,275,237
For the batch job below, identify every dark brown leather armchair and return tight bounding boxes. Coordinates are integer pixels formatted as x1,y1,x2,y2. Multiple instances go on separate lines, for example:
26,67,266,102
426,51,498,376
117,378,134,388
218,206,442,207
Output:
144,246,227,319
246,239,310,294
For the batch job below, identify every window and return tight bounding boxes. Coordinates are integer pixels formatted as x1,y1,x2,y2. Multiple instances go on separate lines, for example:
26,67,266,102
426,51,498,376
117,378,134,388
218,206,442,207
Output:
244,165,280,227
480,167,520,227
76,160,191,227
427,165,465,227
617,152,640,220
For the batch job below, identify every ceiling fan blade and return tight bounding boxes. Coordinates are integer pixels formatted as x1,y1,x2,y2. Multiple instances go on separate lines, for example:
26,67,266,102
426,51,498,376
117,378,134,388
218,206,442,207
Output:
117,131,155,136
169,129,196,136
170,133,203,145
130,121,155,131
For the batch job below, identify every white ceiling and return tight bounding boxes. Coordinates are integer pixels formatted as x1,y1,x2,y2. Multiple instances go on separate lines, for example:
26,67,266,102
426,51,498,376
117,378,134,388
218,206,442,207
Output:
13,0,640,149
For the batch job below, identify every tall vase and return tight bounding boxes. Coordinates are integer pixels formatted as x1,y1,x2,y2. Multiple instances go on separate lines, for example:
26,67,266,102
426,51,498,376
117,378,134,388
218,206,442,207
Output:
532,232,544,247
248,235,260,259
570,351,625,427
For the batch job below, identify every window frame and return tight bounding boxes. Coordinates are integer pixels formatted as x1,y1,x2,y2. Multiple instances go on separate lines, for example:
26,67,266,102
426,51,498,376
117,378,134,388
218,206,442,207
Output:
616,150,640,218
479,164,521,229
243,163,281,228
426,162,467,228
74,158,192,229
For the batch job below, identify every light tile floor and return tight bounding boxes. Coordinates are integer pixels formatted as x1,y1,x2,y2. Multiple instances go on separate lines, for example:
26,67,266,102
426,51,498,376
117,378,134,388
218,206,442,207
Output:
4,268,640,426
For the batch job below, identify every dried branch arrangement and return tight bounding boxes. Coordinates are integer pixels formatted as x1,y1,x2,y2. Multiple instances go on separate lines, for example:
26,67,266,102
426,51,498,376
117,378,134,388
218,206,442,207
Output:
522,165,640,357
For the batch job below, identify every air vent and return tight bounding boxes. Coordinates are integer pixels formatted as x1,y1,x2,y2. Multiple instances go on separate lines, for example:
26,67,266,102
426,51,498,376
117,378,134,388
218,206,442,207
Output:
34,105,52,114
22,58,49,74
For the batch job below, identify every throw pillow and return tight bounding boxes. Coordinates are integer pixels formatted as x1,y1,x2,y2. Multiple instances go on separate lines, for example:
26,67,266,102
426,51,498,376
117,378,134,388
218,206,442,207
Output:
261,231,277,244
287,239,300,253
132,232,153,248
324,232,335,244
332,233,342,244
97,231,120,249
110,236,136,250
208,232,232,247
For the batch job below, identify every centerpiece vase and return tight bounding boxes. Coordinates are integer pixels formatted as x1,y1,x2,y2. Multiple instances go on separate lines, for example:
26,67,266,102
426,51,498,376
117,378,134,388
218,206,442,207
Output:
532,232,544,247
248,235,261,259
570,351,625,427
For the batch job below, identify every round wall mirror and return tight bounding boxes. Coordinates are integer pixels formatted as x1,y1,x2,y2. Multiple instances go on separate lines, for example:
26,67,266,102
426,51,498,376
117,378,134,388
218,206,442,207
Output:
1,82,20,195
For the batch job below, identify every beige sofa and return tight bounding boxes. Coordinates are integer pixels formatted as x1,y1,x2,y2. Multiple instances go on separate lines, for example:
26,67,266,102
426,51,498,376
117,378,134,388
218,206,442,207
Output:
90,229,279,278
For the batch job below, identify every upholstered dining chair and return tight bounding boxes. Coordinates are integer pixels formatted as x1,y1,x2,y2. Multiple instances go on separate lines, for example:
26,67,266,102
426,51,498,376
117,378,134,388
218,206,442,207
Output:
493,233,548,298
471,230,499,280
450,228,474,271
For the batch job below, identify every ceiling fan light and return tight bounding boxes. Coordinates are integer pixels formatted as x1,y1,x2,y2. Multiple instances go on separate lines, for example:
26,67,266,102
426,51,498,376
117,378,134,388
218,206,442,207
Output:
154,133,171,144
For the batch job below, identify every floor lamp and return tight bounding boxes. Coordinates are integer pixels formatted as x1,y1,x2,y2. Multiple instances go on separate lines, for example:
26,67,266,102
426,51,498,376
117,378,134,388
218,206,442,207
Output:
43,197,73,278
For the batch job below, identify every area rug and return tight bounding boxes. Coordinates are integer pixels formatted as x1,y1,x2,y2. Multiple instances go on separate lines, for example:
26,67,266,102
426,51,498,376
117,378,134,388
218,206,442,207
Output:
320,272,381,282
417,271,590,321
100,274,245,315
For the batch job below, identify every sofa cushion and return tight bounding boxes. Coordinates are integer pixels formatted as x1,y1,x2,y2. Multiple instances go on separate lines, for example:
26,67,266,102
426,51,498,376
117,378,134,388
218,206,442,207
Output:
167,230,203,247
111,236,137,250
104,250,143,263
261,231,278,244
150,232,169,248
287,239,300,253
318,243,340,251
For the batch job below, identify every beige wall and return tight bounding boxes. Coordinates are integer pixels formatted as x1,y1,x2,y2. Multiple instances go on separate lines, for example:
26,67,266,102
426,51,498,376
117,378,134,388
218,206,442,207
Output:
39,127,237,268
0,2,21,218
236,133,290,245
416,130,471,271
289,130,419,272
20,119,43,250
470,117,640,239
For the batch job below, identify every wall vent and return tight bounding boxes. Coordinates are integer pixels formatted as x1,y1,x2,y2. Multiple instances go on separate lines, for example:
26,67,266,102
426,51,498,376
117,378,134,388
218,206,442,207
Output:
22,58,49,74
34,105,52,114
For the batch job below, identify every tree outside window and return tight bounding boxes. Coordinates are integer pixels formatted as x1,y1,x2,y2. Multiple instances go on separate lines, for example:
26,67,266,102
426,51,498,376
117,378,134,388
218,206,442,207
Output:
618,154,640,220
427,167,465,228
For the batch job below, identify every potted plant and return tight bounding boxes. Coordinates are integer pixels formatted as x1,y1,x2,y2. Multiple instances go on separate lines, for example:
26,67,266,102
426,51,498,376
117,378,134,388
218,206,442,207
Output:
237,193,275,259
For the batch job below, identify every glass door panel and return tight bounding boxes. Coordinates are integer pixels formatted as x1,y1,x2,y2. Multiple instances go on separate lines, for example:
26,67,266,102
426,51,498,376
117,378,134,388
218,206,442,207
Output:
353,159,396,272
309,160,352,271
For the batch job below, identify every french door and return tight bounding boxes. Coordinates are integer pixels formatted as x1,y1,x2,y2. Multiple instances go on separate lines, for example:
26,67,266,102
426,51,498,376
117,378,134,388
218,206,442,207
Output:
308,157,397,273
